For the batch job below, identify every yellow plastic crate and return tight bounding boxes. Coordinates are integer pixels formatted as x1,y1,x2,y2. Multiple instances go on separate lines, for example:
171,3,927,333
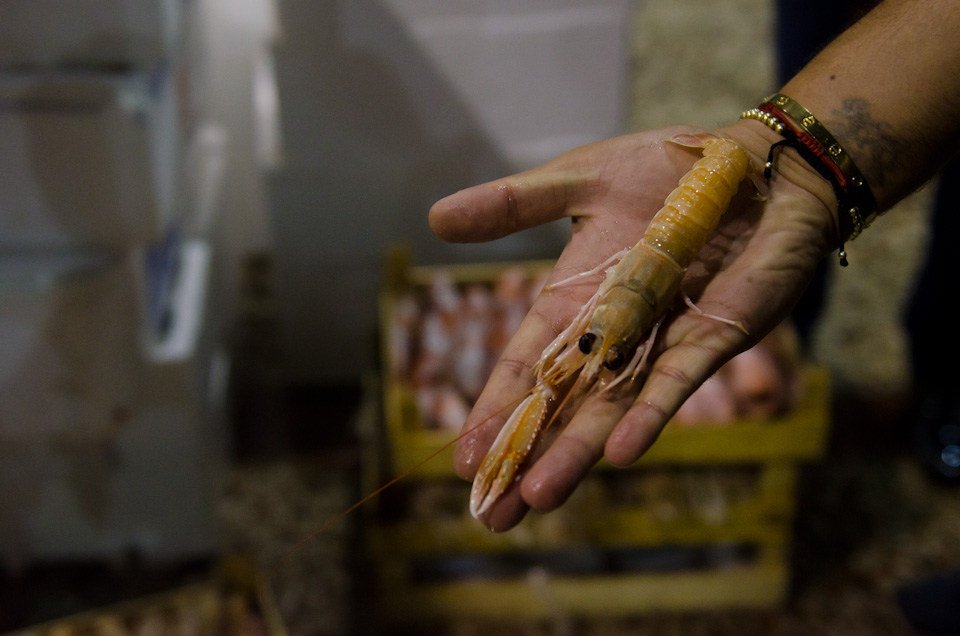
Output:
372,253,831,621
377,548,791,622
366,461,798,617
369,464,798,556
366,464,802,621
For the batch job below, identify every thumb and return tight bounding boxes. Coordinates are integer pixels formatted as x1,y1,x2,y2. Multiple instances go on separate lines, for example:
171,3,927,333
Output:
429,168,584,243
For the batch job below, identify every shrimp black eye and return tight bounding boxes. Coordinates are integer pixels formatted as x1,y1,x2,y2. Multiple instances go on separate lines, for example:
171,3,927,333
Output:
604,347,625,370
579,333,597,354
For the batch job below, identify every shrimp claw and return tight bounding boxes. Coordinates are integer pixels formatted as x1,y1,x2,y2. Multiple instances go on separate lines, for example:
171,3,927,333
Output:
469,384,558,518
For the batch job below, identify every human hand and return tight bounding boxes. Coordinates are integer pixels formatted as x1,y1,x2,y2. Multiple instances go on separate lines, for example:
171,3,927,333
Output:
429,120,838,531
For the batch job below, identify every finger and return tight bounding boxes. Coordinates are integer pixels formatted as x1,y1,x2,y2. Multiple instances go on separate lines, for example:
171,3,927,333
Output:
454,257,607,533
452,298,564,480
452,302,563,530
451,354,538,531
429,168,586,243
520,327,725,511
451,356,534,481
473,477,531,533
522,304,746,509
520,388,634,511
428,129,699,245
604,335,728,467
453,237,607,480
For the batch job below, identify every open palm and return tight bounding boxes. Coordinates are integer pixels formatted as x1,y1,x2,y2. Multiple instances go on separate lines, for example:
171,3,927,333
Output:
429,123,835,531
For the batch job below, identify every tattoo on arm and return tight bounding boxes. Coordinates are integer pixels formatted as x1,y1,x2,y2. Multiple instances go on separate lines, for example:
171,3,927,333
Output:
830,99,909,190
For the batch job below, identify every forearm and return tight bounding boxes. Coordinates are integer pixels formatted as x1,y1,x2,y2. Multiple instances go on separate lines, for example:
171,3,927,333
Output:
781,0,960,210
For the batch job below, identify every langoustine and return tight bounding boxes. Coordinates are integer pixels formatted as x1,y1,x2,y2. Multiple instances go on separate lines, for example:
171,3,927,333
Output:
470,132,758,518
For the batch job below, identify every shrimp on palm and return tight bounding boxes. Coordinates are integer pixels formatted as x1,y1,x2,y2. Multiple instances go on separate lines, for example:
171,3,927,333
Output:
470,132,758,518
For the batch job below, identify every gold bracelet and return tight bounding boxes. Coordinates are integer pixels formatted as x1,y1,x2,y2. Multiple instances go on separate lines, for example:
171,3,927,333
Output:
740,95,881,266
766,93,878,239
740,107,786,136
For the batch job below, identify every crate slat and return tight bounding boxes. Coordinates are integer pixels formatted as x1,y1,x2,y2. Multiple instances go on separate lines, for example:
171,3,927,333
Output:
378,550,789,621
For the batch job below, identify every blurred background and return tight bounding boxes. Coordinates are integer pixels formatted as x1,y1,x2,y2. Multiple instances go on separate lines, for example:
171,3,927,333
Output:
1,1,957,635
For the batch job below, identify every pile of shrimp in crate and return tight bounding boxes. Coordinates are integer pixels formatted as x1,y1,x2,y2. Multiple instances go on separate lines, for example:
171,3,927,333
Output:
387,263,551,431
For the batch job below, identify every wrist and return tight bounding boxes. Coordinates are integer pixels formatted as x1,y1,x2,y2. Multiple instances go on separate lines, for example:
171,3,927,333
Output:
717,117,842,253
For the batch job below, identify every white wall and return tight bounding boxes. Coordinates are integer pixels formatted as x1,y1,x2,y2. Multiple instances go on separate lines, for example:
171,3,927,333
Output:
268,0,630,384
193,0,280,318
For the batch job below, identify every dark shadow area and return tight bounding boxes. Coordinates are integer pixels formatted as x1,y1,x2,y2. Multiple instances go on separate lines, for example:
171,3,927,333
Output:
789,387,933,596
0,558,212,633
